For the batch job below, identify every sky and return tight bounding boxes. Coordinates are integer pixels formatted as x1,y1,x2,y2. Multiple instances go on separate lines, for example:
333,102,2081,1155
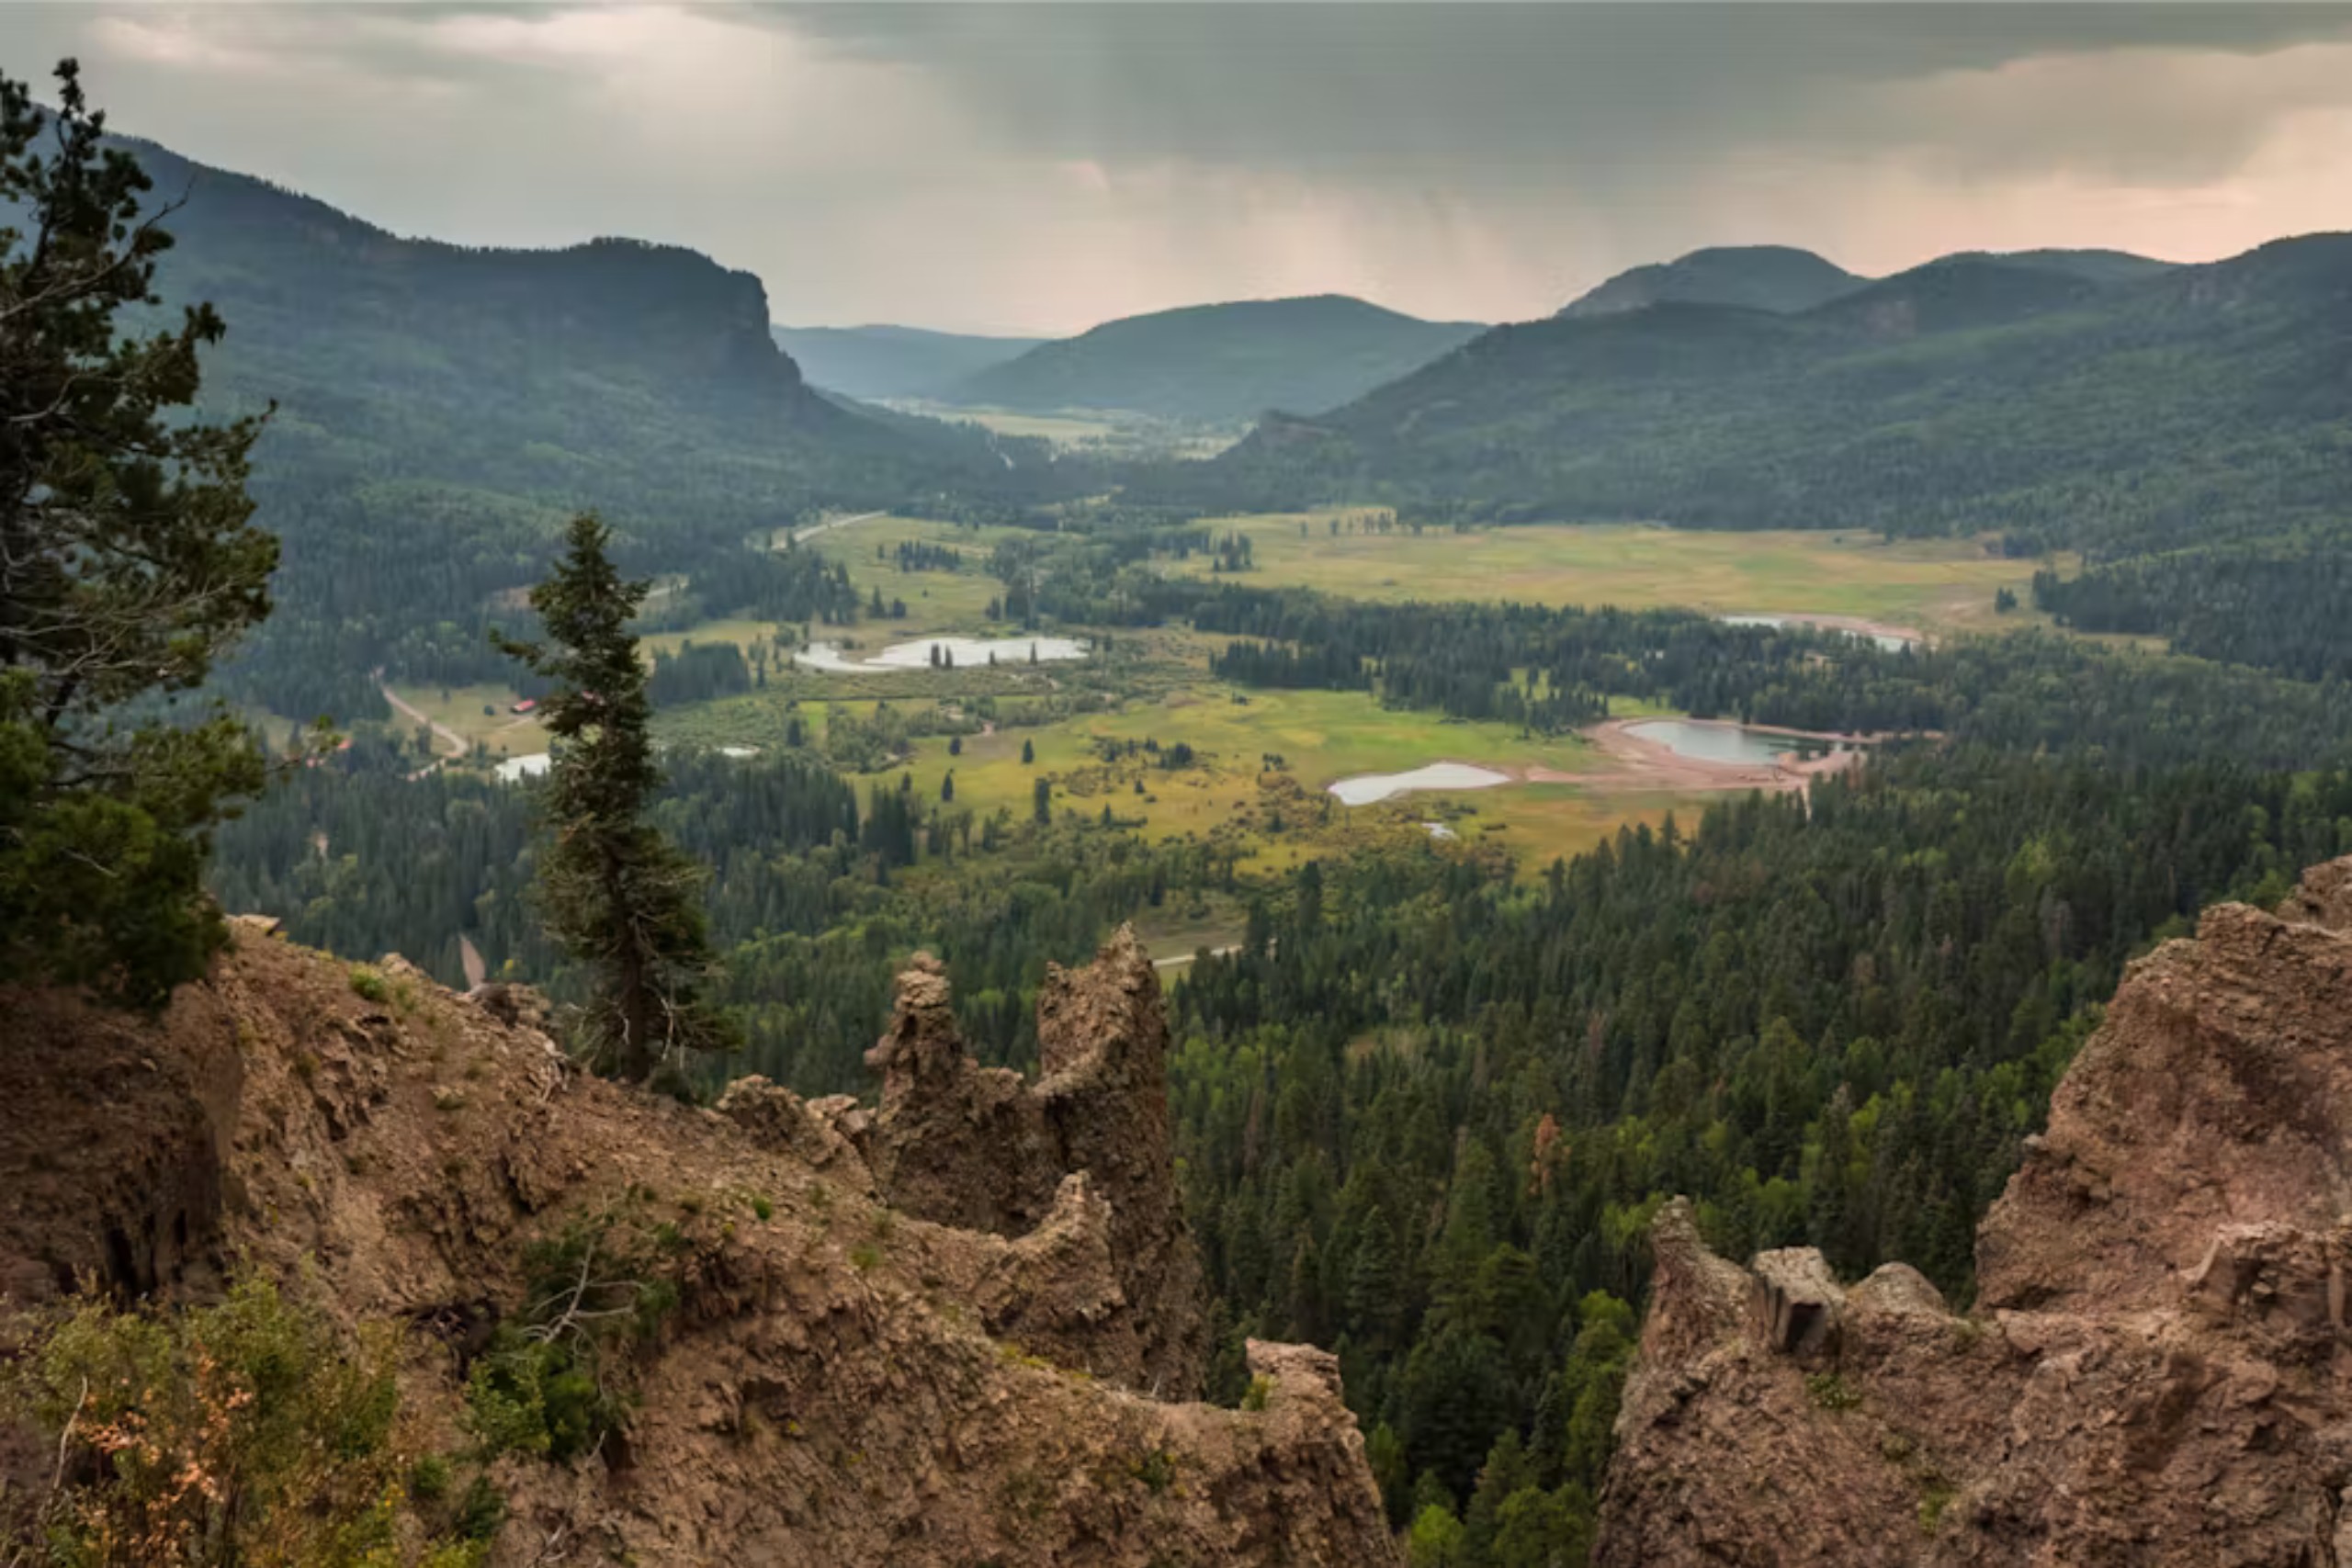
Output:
5,3,2350,333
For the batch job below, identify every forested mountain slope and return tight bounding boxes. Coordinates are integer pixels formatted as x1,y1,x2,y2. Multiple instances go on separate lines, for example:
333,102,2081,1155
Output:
1185,236,2352,557
772,321,1047,400
109,134,1046,719
1557,244,2170,319
1557,244,1866,318
947,295,1486,422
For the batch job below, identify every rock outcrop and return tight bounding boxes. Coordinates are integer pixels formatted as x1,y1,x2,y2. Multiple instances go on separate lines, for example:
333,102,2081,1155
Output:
0,923,1394,1567
1596,858,2352,1566
788,930,1207,1396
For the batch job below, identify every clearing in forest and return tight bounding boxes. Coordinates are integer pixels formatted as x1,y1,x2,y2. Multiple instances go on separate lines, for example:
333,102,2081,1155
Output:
1170,513,2058,636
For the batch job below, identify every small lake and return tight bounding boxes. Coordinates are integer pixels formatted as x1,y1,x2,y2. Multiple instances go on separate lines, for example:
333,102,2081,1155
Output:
495,752,551,783
1328,762,1511,807
1720,615,1916,654
795,635,1089,673
1624,720,1796,766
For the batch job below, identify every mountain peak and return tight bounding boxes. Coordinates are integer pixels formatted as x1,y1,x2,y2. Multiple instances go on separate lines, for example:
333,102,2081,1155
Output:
943,295,1485,422
1560,245,1865,318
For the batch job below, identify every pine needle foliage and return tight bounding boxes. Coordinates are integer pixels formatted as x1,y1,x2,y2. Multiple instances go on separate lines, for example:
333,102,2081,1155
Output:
496,513,738,1083
0,61,279,1005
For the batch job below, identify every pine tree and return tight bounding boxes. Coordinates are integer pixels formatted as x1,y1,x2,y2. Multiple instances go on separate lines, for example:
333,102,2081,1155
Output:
497,515,738,1084
0,62,278,1006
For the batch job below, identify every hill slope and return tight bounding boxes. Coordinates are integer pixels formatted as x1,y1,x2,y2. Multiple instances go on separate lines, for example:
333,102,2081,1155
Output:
0,922,1398,1565
106,134,1036,718
772,322,1047,400
1597,857,2352,1565
1559,244,1866,318
948,294,1486,422
1192,236,2352,557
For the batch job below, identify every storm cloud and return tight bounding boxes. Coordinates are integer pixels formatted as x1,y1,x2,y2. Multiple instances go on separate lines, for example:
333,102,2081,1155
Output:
6,3,2349,332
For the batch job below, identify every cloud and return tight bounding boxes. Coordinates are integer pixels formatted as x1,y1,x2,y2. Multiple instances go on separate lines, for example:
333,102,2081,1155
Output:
6,3,2349,332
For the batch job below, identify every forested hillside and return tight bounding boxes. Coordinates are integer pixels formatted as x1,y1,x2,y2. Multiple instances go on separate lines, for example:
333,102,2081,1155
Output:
1557,245,1865,318
110,134,1059,721
1182,237,2351,558
950,295,1486,422
207,563,2352,1556
772,322,1046,400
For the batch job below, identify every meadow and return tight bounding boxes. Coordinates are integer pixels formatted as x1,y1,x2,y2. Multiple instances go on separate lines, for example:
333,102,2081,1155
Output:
885,401,1243,458
1173,513,2063,635
631,513,1772,875
654,669,1710,876
380,681,548,757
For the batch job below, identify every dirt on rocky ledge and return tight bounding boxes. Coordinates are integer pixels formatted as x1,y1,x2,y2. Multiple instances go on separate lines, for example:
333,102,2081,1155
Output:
0,922,1396,1567
1594,855,2352,1567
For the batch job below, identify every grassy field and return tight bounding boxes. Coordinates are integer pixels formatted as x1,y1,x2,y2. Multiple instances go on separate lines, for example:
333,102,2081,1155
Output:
639,513,1896,877
866,683,1706,873
382,682,548,757
640,515,1023,667
638,617,789,660
885,402,1242,458
1174,513,2064,635
802,514,1026,638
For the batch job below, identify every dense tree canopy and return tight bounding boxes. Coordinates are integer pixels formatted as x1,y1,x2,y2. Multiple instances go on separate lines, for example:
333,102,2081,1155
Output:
0,61,275,1004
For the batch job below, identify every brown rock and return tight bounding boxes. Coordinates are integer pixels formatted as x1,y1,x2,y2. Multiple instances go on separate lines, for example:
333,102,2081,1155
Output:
0,922,1392,1568
842,928,1207,1396
1598,856,2352,1567
1751,1247,1844,1358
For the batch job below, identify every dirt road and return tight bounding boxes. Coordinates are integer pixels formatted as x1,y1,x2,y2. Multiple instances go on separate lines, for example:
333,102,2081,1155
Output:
378,679,469,759
1153,945,1240,972
789,510,884,547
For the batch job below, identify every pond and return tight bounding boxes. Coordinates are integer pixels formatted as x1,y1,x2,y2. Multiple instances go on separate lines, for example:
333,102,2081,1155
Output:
1328,762,1511,807
1623,720,1797,766
1719,614,1916,654
495,752,550,783
795,635,1089,673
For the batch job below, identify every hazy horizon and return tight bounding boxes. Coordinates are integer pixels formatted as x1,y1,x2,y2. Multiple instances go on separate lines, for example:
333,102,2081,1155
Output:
6,2,2349,334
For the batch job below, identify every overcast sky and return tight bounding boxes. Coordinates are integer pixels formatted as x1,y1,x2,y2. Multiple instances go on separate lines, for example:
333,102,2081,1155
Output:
6,3,2350,333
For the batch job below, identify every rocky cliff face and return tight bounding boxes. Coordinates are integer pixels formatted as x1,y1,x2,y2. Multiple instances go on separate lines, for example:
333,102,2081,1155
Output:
1596,857,2352,1566
0,923,1394,1567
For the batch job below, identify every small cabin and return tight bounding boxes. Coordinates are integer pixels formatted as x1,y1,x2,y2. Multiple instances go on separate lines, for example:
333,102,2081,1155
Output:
510,698,537,716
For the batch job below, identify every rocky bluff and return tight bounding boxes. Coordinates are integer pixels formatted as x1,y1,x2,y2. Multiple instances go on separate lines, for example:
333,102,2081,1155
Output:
0,924,1395,1566
1597,857,2352,1566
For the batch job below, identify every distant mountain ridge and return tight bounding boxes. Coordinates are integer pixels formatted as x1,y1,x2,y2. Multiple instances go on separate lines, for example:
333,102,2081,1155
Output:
1556,243,2176,319
1180,234,2345,560
772,322,1047,401
99,130,1039,721
1559,245,1867,318
122,133,876,462
944,294,1487,423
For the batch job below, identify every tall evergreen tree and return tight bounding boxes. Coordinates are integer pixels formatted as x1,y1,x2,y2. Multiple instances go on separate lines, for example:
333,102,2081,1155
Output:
497,514,737,1084
0,61,277,1005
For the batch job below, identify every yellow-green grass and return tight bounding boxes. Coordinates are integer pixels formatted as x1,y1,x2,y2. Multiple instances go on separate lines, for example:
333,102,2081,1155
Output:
878,683,1703,873
891,403,1130,445
806,514,1035,639
638,617,789,660
1176,513,2068,637
641,516,1017,664
884,402,1241,458
1129,899,1252,973
381,682,547,757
